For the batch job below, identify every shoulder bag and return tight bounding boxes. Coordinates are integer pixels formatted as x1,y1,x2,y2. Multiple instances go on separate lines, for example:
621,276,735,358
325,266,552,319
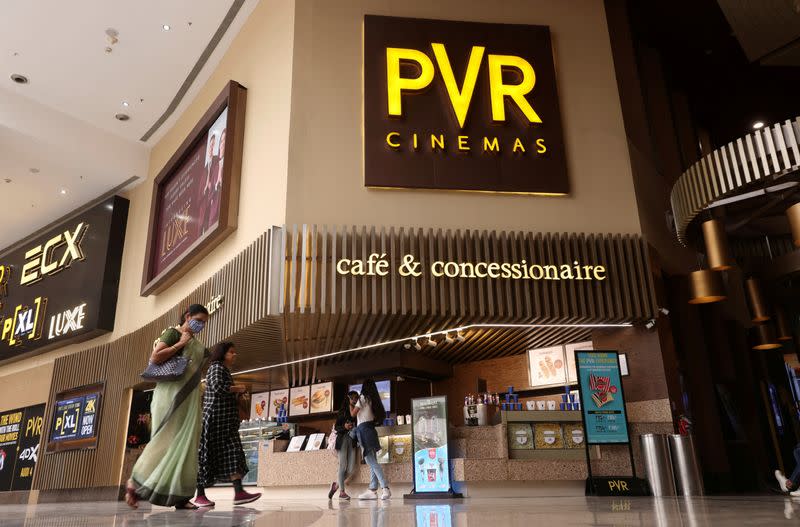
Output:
140,329,190,382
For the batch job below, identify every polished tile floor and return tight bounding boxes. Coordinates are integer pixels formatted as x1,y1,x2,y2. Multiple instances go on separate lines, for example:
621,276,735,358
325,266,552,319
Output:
1,494,798,526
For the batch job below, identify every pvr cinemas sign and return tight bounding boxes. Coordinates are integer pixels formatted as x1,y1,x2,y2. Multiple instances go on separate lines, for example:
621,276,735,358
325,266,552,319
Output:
363,16,568,195
0,197,128,362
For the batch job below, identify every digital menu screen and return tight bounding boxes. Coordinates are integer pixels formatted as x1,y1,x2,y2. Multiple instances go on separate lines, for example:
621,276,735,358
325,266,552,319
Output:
348,380,391,412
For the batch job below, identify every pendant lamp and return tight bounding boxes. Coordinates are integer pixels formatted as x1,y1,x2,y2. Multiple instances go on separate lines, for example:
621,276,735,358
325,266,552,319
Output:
745,278,770,322
787,203,800,247
688,269,726,304
752,323,781,350
701,218,734,271
775,307,793,341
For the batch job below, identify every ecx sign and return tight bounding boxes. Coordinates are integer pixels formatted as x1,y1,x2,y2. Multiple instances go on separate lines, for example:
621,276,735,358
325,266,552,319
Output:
363,15,568,195
0,197,128,362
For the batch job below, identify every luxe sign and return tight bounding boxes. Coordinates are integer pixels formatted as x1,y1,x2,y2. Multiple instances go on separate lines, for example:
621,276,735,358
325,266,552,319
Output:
364,16,568,195
0,197,128,362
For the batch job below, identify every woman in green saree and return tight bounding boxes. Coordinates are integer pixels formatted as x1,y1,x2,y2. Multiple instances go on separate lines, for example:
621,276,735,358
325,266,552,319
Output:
126,304,209,510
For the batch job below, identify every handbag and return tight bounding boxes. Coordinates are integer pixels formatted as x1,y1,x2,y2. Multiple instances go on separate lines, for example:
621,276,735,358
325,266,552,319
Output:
140,330,190,382
327,423,338,456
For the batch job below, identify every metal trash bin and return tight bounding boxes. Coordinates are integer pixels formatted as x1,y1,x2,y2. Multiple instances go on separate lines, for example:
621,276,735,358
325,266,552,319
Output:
668,433,704,496
640,433,676,496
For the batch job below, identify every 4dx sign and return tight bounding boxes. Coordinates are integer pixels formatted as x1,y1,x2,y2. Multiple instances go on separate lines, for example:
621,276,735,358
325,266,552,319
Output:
364,15,568,195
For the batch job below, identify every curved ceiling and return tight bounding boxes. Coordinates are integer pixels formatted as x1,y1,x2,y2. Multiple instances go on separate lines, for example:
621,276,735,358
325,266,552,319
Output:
0,0,259,250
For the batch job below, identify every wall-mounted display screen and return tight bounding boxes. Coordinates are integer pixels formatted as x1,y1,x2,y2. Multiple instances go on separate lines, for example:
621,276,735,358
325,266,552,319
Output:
349,380,391,412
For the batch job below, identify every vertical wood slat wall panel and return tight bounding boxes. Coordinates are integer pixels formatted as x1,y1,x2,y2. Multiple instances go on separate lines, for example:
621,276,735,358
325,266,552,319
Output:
34,231,273,492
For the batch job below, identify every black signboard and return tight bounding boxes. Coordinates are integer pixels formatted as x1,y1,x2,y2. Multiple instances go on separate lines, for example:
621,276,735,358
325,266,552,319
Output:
47,383,104,452
0,404,45,492
0,196,128,362
363,16,568,195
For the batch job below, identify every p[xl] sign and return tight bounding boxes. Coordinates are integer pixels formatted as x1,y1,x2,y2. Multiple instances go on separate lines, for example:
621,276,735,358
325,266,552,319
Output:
363,15,568,195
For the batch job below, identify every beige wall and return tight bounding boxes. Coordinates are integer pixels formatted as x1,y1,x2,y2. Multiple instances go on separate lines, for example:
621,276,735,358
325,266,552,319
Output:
285,0,640,234
0,0,295,400
0,361,53,411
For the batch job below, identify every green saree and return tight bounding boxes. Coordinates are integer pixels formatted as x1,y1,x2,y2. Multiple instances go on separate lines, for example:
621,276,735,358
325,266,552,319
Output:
130,328,206,507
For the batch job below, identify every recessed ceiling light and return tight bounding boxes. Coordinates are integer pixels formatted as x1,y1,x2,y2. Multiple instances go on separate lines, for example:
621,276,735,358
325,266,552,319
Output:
162,24,171,31
753,121,765,130
10,73,28,84
122,101,129,107
115,113,130,121
59,189,67,195
29,168,39,174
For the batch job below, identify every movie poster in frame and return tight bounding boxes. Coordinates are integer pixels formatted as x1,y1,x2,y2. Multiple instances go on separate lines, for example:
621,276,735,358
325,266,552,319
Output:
141,81,247,296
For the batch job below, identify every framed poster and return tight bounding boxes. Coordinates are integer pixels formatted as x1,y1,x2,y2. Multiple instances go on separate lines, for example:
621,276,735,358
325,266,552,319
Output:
141,81,247,296
0,403,45,492
527,345,567,388
47,383,104,452
619,353,630,376
289,386,311,416
250,391,270,420
574,351,630,444
411,396,451,494
268,389,289,419
286,435,306,452
309,382,333,414
304,433,326,451
565,341,593,384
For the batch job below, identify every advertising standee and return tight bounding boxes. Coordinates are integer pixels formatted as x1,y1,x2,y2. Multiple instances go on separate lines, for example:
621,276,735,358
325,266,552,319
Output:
406,396,461,499
574,350,648,496
0,404,45,492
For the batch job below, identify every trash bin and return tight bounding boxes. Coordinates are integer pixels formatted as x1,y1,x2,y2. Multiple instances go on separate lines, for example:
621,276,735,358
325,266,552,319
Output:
668,434,704,496
640,433,676,496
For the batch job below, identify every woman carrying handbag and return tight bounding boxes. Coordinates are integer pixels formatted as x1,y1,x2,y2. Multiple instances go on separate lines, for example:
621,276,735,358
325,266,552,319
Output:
125,304,209,510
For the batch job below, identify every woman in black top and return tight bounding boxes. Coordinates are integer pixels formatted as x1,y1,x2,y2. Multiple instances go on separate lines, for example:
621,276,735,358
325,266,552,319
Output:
328,391,359,500
193,342,261,507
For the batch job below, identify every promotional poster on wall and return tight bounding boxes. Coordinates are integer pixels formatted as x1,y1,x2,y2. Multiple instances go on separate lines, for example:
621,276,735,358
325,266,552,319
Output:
250,392,270,420
47,383,104,452
0,404,45,492
289,386,311,416
410,396,452,495
268,389,289,419
575,351,630,444
309,382,333,414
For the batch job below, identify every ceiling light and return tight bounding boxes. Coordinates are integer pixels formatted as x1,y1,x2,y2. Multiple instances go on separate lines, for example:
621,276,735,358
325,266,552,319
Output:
444,333,455,344
162,24,171,31
456,330,466,342
10,73,28,84
426,337,438,348
115,113,130,121
59,189,67,195
122,101,129,107
413,338,422,351
752,121,765,130
29,168,39,174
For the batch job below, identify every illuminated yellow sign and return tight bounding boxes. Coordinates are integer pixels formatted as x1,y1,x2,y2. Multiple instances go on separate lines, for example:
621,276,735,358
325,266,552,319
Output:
387,44,541,127
20,222,88,286
336,253,606,281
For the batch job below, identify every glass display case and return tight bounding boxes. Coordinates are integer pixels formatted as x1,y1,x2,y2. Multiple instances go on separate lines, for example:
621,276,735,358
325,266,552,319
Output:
239,421,296,485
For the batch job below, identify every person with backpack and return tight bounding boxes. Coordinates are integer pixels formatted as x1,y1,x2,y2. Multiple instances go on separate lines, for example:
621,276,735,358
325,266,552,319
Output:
351,379,391,500
328,391,359,500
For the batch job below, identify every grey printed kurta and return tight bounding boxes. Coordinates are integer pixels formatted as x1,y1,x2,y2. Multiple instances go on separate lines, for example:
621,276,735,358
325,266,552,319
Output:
197,362,248,486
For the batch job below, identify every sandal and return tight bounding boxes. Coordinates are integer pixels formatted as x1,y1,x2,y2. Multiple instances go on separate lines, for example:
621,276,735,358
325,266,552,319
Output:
125,480,139,509
175,500,199,510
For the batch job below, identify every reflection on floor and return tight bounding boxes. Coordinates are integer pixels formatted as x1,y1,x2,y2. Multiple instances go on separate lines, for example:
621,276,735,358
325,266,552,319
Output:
3,494,799,526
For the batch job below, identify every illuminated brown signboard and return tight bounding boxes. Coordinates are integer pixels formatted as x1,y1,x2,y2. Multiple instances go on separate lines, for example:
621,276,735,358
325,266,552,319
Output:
0,197,128,362
363,15,569,195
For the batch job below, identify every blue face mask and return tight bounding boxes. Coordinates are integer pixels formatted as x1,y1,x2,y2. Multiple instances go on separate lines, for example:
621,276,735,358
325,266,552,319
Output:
188,319,205,334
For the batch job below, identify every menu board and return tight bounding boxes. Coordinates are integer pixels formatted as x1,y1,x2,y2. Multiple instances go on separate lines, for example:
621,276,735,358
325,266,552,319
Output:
0,404,45,492
304,433,326,451
47,384,103,451
527,345,567,388
250,392,270,420
575,351,630,444
286,435,306,452
289,386,311,416
411,396,451,494
309,382,333,414
268,389,289,419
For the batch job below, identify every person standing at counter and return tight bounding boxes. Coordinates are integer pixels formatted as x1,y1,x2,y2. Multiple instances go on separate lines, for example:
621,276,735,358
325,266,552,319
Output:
351,379,391,500
194,342,261,507
126,304,209,510
328,390,359,501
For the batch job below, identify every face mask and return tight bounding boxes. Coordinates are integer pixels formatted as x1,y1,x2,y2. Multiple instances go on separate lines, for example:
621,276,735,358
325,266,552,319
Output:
188,319,205,334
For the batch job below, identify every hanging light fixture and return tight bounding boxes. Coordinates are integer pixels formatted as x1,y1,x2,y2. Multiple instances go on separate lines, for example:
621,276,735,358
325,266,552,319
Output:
752,323,781,350
701,218,734,270
787,203,800,247
775,307,793,341
688,269,726,304
745,277,770,322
